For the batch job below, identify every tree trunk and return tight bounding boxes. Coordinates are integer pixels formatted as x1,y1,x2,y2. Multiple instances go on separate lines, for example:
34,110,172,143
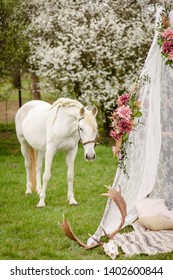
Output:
11,71,22,107
18,75,22,107
31,73,41,100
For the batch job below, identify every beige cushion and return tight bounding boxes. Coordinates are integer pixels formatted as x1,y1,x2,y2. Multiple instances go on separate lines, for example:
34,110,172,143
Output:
136,215,173,231
135,198,170,218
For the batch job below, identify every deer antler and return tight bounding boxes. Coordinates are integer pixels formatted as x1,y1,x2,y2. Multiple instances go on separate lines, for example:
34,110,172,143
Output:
101,186,127,239
59,186,127,248
59,216,102,249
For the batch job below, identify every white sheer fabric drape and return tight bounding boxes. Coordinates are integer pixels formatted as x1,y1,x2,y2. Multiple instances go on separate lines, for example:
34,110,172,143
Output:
88,7,173,243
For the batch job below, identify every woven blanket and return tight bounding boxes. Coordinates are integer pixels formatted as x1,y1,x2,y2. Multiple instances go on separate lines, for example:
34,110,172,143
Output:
103,223,173,259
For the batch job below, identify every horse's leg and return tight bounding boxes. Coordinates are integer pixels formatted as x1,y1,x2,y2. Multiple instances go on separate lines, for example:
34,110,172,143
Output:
36,151,45,195
66,146,78,205
20,141,32,194
37,145,56,207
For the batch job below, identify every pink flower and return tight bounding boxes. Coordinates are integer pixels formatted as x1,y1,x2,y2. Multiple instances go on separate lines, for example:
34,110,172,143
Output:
112,111,118,119
110,129,122,141
168,50,173,61
112,146,122,159
117,151,122,159
161,28,173,40
118,119,132,133
116,93,130,106
116,105,132,121
162,40,173,54
111,119,118,128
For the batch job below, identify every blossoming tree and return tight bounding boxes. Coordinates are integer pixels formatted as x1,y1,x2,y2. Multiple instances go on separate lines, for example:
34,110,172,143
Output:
27,0,159,128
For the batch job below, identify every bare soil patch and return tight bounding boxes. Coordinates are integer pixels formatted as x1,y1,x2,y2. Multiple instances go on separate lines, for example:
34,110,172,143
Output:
0,101,19,123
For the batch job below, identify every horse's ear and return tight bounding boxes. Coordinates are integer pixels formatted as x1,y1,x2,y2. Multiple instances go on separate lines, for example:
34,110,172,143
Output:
79,107,85,117
92,106,98,117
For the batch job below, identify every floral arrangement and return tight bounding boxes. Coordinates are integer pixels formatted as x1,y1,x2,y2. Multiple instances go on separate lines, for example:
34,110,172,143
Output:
157,5,173,68
110,76,150,176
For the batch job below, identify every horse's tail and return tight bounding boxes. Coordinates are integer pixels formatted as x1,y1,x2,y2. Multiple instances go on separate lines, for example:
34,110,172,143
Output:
29,146,37,192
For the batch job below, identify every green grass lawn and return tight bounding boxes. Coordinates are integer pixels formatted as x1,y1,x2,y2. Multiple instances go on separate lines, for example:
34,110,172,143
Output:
0,124,173,260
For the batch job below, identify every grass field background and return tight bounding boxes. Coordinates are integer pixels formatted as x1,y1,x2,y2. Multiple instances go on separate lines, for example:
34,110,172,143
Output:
0,123,173,260
0,123,114,260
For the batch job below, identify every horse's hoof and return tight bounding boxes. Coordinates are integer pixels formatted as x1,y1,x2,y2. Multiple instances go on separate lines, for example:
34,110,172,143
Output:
37,202,46,208
25,190,32,195
70,201,78,206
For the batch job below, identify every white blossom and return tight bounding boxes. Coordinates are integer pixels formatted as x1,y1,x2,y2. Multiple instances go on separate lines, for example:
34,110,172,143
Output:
103,239,119,259
27,0,157,116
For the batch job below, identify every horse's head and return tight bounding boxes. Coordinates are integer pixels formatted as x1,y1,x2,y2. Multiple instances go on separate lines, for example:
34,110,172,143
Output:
78,106,98,161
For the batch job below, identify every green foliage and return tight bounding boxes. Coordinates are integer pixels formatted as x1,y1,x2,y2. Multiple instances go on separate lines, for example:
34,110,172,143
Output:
0,124,173,260
0,0,30,80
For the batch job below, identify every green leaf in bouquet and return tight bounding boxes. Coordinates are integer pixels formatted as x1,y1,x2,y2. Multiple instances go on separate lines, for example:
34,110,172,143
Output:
157,37,163,46
122,133,129,142
134,111,142,118
166,60,172,65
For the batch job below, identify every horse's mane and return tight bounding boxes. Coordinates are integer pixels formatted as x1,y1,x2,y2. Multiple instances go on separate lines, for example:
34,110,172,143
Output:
50,98,97,131
50,98,83,110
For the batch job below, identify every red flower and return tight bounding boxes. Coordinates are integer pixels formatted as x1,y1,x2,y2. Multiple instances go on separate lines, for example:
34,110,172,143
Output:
118,119,132,134
116,93,130,106
110,129,122,141
162,40,173,54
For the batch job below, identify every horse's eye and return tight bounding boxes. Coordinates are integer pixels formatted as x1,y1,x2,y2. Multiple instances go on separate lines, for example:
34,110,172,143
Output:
80,128,83,131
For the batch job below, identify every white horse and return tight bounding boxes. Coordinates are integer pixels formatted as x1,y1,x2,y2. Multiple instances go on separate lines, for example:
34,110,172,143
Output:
15,98,98,207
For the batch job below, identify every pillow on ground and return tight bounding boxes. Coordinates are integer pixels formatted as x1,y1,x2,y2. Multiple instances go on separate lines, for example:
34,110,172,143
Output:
137,215,173,231
135,198,170,218
166,210,173,222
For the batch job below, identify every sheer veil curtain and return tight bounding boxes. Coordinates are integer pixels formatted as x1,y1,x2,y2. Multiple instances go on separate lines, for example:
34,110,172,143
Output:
88,6,173,244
